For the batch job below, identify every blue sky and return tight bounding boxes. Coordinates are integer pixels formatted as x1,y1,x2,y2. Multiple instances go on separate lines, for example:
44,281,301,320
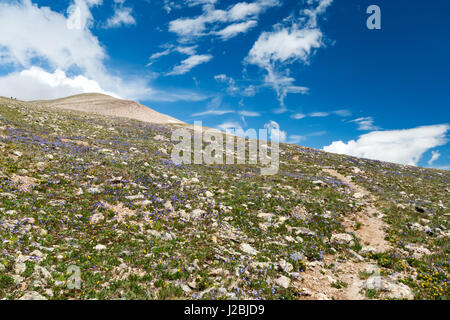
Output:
0,0,449,169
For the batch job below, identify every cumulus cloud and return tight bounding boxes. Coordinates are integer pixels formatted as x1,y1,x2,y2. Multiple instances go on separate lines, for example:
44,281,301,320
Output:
323,124,450,166
246,0,332,111
0,67,116,100
166,54,213,75
0,0,205,102
105,6,136,28
0,66,208,102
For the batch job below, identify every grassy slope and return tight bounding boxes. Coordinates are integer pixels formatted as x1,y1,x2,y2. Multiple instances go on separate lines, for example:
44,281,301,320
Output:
0,100,448,300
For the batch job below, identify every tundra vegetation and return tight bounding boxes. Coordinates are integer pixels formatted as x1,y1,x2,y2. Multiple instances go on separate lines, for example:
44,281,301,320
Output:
0,97,448,300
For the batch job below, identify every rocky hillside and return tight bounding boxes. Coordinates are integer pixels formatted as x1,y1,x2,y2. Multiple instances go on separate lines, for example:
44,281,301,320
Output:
0,97,448,300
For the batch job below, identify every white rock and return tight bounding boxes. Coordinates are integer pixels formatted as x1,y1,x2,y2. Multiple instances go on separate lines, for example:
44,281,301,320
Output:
330,233,354,246
94,244,106,250
90,213,104,224
240,243,258,255
362,276,414,300
19,291,47,300
14,262,26,274
279,259,293,273
204,191,214,198
275,275,291,288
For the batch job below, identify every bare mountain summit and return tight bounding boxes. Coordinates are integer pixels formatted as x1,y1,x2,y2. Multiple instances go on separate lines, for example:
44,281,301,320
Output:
30,93,184,125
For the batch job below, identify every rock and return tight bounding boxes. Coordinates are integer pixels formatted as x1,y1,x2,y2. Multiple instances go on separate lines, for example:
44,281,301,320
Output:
362,276,414,300
240,243,257,255
353,192,365,199
19,291,47,300
415,206,425,213
94,244,106,250
314,293,331,300
405,244,432,258
181,284,192,293
290,205,310,220
153,135,167,141
279,259,293,273
348,249,365,262
12,275,24,285
290,252,305,262
275,275,291,288
90,213,104,224
13,151,23,157
14,262,26,274
330,233,354,246
204,191,214,198
360,246,381,256
191,209,204,219
88,187,102,194
257,212,275,221
164,200,173,211
295,227,317,237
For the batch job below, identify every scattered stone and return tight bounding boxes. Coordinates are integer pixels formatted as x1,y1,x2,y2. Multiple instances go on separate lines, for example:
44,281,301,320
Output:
362,276,414,300
240,243,257,255
94,244,106,251
275,275,291,288
330,233,354,246
19,291,47,300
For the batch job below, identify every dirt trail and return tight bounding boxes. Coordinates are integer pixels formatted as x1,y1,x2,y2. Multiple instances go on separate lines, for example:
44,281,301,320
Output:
298,168,391,300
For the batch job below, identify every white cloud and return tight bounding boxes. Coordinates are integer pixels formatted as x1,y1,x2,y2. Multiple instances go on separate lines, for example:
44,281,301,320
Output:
238,110,260,117
169,0,279,41
214,74,257,97
291,113,306,119
216,20,257,40
105,6,136,28
246,0,332,111
288,134,306,144
350,116,379,131
0,0,105,76
0,66,116,100
0,66,208,102
167,54,213,75
309,111,329,117
323,124,450,166
0,1,207,102
247,26,323,67
217,121,243,132
192,109,234,117
333,109,351,117
428,150,440,166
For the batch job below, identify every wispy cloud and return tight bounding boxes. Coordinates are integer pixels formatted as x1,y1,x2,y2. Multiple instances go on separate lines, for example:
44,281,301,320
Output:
428,150,441,166
350,116,379,131
166,54,213,75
